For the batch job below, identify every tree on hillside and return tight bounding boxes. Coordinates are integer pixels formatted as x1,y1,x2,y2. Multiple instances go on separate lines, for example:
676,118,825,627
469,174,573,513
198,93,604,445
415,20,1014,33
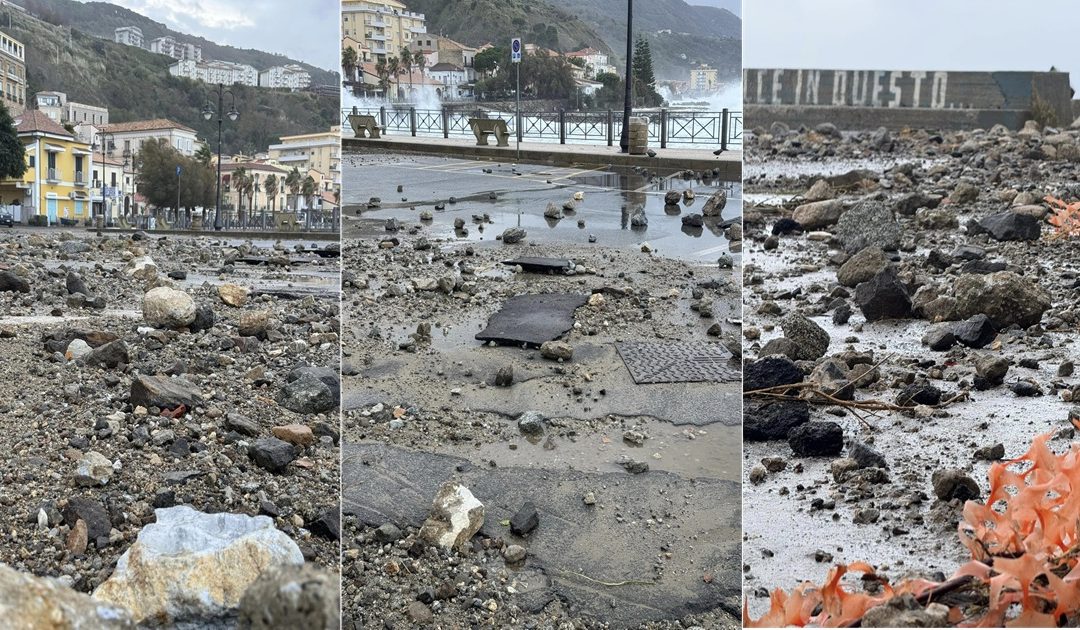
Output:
632,36,664,108
474,46,504,78
342,46,359,83
0,103,26,181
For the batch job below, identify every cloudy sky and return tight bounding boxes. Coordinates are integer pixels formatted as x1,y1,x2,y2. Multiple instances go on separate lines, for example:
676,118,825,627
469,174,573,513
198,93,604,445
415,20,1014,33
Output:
746,0,1080,88
87,0,339,70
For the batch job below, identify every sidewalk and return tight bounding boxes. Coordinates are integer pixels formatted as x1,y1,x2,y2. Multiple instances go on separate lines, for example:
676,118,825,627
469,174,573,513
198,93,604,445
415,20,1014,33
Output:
343,135,741,179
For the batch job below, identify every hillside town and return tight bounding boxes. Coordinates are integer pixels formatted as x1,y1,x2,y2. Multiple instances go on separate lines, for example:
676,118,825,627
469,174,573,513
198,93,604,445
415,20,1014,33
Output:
115,25,312,90
0,24,340,230
340,0,722,103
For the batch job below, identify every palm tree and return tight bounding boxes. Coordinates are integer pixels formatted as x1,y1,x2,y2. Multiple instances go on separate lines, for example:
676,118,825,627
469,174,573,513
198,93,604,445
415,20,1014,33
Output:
195,143,213,167
400,47,414,100
387,55,401,101
232,167,250,226
375,57,390,97
263,174,277,228
301,175,317,228
285,167,302,213
342,46,359,84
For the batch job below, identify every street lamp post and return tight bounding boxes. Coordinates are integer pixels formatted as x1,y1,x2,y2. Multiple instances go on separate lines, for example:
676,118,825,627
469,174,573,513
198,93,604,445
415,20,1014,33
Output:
94,131,115,229
620,0,634,154
202,83,239,231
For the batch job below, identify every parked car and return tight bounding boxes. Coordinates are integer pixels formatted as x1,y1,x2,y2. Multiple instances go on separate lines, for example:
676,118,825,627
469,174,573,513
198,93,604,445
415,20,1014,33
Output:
0,212,13,227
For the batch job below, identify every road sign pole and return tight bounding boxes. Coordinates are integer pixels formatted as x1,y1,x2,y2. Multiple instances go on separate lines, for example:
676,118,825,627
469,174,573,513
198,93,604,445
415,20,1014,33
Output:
512,37,522,160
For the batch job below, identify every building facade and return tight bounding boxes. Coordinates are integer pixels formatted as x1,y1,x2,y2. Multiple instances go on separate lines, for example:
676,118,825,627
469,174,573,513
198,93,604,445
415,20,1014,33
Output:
690,64,719,92
0,30,26,115
258,64,312,90
341,0,427,62
268,127,342,188
150,36,202,62
34,91,110,126
98,119,199,158
114,26,144,48
566,47,616,79
169,59,259,86
0,111,93,224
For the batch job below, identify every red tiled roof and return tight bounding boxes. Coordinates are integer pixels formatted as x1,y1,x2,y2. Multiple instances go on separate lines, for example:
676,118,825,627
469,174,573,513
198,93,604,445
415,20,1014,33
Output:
100,118,197,134
15,110,73,137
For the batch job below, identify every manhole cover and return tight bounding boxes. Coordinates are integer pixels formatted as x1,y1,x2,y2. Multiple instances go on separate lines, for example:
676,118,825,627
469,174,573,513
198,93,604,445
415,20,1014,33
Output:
616,342,739,384
476,293,589,347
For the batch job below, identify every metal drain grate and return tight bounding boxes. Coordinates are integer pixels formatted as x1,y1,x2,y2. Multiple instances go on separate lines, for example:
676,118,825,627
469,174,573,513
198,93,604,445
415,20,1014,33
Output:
616,342,740,384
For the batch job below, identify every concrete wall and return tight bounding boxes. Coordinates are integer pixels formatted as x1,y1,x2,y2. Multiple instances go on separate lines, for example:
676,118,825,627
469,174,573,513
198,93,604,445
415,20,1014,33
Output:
744,68,1073,131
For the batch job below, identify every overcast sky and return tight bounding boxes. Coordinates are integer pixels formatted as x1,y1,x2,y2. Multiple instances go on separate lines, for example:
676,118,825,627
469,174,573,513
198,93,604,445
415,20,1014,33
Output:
88,0,339,70
746,0,1080,88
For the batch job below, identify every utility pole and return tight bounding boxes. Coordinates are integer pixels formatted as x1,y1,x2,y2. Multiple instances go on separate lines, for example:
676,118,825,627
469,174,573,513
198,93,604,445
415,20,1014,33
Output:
512,37,522,160
175,164,181,226
620,0,634,154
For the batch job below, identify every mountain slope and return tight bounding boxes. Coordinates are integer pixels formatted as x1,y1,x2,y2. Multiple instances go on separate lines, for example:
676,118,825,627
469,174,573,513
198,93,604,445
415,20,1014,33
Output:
1,4,339,154
14,0,337,85
402,0,612,54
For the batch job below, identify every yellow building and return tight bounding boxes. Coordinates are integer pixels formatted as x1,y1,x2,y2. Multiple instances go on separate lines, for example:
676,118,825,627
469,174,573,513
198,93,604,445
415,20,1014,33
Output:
0,30,26,115
268,127,341,189
690,64,719,92
341,0,427,62
0,110,93,224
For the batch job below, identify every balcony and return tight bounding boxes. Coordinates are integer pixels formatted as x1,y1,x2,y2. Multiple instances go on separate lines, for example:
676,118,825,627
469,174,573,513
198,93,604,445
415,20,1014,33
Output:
74,171,86,186
367,32,386,41
46,168,60,182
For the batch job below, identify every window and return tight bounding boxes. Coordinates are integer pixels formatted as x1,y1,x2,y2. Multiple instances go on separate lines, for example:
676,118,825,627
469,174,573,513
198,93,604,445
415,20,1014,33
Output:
47,153,56,170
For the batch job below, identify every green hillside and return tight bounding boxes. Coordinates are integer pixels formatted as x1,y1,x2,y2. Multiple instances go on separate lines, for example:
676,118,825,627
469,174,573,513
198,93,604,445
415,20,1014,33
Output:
14,0,337,85
402,0,613,55
0,4,339,155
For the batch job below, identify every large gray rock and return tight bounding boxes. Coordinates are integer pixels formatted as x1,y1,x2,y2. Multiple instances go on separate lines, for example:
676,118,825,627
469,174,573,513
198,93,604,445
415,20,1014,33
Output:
129,375,203,410
953,271,1051,328
835,201,901,252
0,270,29,293
836,247,888,288
281,367,340,414
418,482,485,551
701,189,727,216
0,563,133,628
792,199,844,230
780,313,829,360
974,211,1041,242
237,564,340,630
93,506,303,626
142,287,196,329
855,267,912,321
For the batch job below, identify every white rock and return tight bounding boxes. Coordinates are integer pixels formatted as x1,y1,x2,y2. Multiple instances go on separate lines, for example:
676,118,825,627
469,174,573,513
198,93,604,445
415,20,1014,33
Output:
93,506,303,625
65,338,92,360
74,451,113,487
142,287,196,329
418,482,485,551
125,256,158,280
0,563,133,628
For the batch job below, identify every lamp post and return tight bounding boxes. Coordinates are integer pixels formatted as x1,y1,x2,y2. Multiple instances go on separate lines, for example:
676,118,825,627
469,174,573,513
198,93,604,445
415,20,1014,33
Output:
619,0,634,154
201,83,239,231
93,131,114,228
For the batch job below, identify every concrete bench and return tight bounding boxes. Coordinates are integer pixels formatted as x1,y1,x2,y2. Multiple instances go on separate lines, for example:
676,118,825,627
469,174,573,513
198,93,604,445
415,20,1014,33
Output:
348,114,382,139
469,118,510,147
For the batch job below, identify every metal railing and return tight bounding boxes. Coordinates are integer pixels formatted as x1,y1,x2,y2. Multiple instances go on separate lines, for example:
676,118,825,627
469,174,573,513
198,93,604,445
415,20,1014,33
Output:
46,167,59,181
343,106,742,149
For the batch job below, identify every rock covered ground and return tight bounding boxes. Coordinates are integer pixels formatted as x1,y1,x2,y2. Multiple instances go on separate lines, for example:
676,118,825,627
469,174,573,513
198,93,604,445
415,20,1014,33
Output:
340,169,742,629
0,229,341,627
742,120,1080,620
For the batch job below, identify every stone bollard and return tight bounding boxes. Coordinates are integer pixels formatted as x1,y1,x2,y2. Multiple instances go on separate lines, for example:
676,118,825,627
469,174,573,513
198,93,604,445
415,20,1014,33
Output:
628,117,649,155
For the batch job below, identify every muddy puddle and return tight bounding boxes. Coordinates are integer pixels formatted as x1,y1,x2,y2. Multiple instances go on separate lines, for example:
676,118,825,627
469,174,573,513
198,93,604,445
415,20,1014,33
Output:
440,418,741,481
343,154,740,264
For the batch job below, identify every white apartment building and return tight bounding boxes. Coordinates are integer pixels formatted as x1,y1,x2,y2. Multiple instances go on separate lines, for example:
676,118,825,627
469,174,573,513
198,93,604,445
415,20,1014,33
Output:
33,91,109,126
268,127,341,188
169,59,259,86
98,119,199,159
258,64,312,90
341,0,427,62
114,26,143,48
150,36,202,62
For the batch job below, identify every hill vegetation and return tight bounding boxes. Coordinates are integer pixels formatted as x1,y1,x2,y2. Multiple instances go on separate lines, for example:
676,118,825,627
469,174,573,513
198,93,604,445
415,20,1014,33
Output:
14,0,337,85
0,3,339,155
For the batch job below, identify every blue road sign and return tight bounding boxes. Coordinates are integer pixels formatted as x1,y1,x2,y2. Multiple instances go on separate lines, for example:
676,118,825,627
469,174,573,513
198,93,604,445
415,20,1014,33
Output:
512,38,522,63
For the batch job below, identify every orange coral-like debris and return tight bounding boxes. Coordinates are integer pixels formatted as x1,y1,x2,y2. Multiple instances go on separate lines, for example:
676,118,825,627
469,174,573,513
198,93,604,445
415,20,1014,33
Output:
746,432,1080,627
1046,196,1080,238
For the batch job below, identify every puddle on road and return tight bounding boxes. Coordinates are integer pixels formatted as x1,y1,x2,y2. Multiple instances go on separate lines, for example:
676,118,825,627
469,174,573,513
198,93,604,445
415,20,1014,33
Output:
0,309,140,326
344,155,741,264
441,418,741,481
